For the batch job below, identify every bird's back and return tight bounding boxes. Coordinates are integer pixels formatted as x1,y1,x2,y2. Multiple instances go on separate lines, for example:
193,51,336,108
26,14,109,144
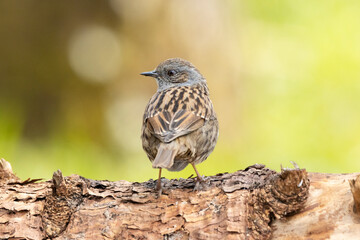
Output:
142,83,218,171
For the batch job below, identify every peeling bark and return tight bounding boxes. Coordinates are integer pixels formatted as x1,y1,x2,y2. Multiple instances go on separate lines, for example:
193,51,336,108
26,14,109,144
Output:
0,158,357,239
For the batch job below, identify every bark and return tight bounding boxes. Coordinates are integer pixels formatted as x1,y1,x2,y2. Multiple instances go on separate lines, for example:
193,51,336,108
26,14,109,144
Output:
0,158,358,239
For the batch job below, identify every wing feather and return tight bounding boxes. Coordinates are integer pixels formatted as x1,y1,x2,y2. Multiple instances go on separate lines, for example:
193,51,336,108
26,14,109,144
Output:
147,109,204,143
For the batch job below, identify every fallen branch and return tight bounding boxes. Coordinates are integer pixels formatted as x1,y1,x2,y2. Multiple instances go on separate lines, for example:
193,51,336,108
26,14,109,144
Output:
0,158,358,239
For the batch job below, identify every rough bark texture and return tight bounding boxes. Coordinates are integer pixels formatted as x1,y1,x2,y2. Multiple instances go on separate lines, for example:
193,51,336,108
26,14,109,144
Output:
349,175,360,215
272,172,360,239
0,158,358,239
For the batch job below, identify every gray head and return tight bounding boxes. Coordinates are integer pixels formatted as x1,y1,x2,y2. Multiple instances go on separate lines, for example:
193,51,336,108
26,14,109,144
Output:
140,58,206,91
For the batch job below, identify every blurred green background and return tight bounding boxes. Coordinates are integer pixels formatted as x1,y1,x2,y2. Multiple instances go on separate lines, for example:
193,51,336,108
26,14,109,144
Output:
1,0,360,182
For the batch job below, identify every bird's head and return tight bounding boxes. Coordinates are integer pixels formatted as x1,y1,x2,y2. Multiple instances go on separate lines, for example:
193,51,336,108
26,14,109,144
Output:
141,58,206,91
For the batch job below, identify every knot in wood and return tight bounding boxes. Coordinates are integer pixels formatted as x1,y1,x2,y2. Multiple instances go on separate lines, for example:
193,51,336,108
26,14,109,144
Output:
42,170,88,238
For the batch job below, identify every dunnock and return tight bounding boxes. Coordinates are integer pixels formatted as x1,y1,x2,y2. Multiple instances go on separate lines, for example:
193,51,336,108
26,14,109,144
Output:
141,58,219,193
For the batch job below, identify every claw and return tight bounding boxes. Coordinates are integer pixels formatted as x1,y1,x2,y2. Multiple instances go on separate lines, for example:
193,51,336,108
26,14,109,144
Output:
156,186,163,197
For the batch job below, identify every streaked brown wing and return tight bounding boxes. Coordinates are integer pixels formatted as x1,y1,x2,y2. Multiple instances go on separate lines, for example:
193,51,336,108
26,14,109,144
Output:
147,109,205,143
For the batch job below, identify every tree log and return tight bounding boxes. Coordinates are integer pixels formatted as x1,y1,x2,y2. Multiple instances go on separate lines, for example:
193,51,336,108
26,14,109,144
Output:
0,158,358,239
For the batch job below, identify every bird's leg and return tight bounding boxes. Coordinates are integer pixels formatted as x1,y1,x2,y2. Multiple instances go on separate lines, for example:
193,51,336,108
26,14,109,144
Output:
156,168,162,195
191,163,203,182
191,163,207,191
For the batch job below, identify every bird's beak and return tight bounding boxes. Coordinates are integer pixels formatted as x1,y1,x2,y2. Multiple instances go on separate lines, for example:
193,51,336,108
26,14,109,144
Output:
140,70,158,77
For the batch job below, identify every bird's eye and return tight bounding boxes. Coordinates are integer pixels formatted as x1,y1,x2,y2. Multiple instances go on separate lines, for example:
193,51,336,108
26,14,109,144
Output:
167,70,176,77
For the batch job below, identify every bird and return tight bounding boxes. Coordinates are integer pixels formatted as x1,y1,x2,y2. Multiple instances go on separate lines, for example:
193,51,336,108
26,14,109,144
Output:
140,58,219,193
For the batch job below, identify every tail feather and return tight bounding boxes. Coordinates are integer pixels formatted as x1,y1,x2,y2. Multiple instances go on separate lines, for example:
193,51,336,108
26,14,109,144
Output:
152,144,177,169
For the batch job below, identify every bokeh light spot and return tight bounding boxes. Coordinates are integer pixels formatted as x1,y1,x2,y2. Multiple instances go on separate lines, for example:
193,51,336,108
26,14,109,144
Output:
68,25,121,83
105,95,145,151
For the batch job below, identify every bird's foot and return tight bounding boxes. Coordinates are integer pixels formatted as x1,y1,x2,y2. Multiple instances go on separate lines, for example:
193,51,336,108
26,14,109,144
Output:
156,187,163,197
193,175,210,191
155,179,163,197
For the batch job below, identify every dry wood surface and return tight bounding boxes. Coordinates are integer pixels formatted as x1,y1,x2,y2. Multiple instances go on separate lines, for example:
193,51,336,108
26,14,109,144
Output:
0,158,359,239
